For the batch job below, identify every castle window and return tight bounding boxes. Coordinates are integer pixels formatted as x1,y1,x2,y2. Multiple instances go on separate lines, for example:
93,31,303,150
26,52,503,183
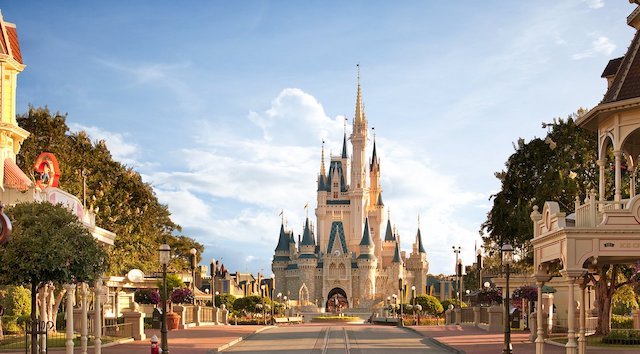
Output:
333,192,338,198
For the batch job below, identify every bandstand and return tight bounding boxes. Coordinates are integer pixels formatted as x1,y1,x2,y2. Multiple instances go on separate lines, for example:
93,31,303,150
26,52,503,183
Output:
531,3,640,354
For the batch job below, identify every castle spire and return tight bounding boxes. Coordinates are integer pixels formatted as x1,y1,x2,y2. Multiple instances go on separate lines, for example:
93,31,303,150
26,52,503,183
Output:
392,241,401,263
320,140,326,175
370,127,379,171
359,218,374,247
354,64,365,125
341,120,348,159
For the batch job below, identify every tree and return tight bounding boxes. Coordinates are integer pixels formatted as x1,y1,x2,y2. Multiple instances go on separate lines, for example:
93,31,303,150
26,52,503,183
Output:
215,293,236,311
15,106,202,274
415,295,443,316
612,284,639,316
0,202,108,354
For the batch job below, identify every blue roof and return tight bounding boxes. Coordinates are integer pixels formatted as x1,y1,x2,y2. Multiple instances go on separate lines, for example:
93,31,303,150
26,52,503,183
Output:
317,174,326,191
286,263,299,270
298,253,317,259
359,218,373,246
377,192,384,206
370,139,379,170
341,132,347,158
275,224,290,252
327,161,348,193
326,221,348,255
300,218,315,246
273,255,290,262
416,228,426,253
357,253,375,260
384,219,395,242
392,242,401,263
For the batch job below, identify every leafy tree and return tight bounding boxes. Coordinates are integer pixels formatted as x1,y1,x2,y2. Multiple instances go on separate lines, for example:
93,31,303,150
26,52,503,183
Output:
441,298,467,310
233,295,271,314
157,273,184,298
15,106,202,274
415,295,443,316
612,284,639,316
215,293,236,310
0,286,31,316
0,202,108,354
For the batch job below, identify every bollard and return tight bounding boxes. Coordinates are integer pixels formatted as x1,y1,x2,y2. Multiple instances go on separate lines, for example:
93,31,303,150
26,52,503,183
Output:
150,335,160,354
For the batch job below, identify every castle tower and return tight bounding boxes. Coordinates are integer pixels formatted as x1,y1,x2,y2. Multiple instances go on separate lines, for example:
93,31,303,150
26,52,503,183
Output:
381,215,396,267
357,218,377,300
0,12,30,191
272,223,291,296
406,223,429,295
297,218,318,305
349,65,369,252
367,133,384,261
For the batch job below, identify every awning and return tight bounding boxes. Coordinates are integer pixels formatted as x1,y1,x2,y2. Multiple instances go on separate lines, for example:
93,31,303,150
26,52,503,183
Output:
4,158,32,191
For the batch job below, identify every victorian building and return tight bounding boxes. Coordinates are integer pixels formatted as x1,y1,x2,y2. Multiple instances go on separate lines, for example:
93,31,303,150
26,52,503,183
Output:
272,73,429,310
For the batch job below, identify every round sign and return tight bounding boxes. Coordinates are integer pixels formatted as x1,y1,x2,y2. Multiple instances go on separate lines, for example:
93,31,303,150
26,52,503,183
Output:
127,269,145,283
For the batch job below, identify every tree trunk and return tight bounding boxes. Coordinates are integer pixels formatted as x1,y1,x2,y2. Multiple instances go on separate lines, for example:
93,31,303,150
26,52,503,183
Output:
594,265,617,335
30,281,38,354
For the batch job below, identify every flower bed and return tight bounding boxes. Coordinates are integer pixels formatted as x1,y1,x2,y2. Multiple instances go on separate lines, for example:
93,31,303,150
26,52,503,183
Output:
311,315,361,322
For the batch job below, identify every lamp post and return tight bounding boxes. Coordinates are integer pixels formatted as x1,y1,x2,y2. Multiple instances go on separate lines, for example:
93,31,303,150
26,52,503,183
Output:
477,248,483,290
277,293,282,317
452,246,461,305
392,294,397,317
210,258,216,308
189,248,197,304
260,284,266,325
386,296,391,317
283,296,288,317
398,279,404,325
501,243,513,354
411,285,416,325
270,274,275,323
159,244,171,354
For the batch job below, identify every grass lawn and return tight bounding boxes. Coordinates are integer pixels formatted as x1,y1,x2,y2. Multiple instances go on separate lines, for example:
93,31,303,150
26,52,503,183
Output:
549,335,640,349
0,334,121,349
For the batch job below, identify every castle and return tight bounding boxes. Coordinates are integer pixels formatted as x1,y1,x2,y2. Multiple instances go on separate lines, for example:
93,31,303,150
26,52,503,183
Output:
272,72,429,311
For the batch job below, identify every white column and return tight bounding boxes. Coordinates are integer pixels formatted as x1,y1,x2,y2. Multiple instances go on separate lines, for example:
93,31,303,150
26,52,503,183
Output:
94,280,102,354
81,283,88,354
578,284,586,354
536,282,545,354
629,166,636,198
597,159,606,211
566,279,577,354
64,283,76,354
614,151,622,205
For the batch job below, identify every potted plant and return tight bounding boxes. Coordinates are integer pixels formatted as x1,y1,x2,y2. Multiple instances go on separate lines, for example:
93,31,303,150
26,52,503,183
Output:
167,288,194,330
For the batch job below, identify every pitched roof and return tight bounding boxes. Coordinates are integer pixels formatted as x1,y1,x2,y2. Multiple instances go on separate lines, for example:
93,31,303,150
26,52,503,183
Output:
359,218,373,247
341,132,347,158
4,158,31,191
416,228,426,254
300,218,315,246
392,241,401,263
275,224,290,251
384,219,395,241
602,56,624,78
326,221,348,254
602,29,640,103
0,14,23,65
377,192,384,206
370,138,379,171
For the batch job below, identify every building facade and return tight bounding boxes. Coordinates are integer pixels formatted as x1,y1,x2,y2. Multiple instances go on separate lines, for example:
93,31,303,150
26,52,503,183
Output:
272,74,429,310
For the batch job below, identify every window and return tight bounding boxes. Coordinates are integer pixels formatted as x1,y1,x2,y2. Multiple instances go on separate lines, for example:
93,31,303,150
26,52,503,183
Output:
333,192,338,198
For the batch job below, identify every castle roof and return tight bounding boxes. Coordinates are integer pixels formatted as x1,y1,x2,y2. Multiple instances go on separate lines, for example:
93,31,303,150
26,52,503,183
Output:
359,218,373,247
275,223,290,252
384,219,395,242
300,218,315,246
341,132,347,158
326,221,348,254
416,227,426,254
392,241,401,263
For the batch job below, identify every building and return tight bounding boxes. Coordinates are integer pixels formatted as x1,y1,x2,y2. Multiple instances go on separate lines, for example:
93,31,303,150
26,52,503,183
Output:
272,72,429,311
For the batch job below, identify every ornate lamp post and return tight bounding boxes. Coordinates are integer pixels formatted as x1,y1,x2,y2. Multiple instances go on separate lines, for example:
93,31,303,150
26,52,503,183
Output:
210,258,216,308
398,279,404,325
260,284,266,325
411,285,416,324
277,293,282,316
452,246,461,305
501,243,514,354
392,294,397,317
477,248,483,290
159,244,171,354
270,274,275,323
189,248,197,304
386,296,391,317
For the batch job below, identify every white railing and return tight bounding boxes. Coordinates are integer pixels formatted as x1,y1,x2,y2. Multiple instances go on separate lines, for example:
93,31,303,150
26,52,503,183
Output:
574,192,628,228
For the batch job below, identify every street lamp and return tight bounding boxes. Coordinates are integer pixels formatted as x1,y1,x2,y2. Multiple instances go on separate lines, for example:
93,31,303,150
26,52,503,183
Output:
477,248,483,290
452,246,461,305
398,279,404,325
159,244,171,354
210,258,216,308
386,296,391,317
260,284,266,325
501,243,514,354
189,248,197,304
277,293,282,317
392,294,397,317
270,274,275,323
411,285,416,325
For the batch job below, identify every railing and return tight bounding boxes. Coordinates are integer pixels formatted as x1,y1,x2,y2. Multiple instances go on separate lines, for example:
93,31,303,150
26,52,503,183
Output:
480,307,489,324
102,322,133,339
201,306,214,322
183,305,194,324
573,194,629,227
461,308,474,323
0,323,133,351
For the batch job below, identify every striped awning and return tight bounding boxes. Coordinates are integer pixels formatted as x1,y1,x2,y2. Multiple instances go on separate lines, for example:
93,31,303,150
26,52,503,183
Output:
4,158,32,191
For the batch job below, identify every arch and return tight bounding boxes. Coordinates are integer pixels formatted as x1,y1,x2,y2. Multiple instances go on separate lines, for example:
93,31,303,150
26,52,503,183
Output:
599,133,615,160
299,283,310,306
329,263,337,278
326,287,348,313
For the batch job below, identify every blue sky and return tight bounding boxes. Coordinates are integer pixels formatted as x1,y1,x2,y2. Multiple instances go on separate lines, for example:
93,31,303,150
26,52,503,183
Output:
2,0,636,275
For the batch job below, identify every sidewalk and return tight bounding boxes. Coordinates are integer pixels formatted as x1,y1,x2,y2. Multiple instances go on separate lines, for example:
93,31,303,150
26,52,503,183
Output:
409,325,638,354
48,325,270,354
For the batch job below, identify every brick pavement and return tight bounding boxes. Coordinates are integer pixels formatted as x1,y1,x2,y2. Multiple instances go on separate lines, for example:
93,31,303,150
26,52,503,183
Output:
47,325,269,354
409,325,638,354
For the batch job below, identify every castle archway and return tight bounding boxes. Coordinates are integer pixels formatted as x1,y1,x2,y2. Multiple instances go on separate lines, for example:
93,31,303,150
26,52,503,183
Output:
326,287,348,313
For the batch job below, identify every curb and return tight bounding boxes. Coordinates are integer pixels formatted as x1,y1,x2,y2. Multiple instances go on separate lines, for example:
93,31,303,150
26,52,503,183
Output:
402,326,465,354
208,325,275,353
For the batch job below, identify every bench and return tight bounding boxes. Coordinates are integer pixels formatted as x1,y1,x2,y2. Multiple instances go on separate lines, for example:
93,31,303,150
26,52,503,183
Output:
273,316,304,324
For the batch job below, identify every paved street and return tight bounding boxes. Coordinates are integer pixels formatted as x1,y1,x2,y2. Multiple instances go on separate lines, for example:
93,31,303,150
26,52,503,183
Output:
225,324,452,354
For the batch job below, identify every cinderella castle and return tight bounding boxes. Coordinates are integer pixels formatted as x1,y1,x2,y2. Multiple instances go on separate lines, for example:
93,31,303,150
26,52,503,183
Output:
272,72,429,311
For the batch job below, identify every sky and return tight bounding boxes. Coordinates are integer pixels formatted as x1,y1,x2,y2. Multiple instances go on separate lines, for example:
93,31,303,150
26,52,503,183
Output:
2,0,637,276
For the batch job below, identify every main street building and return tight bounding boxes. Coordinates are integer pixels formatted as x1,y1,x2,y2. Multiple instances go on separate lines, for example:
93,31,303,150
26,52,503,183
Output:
272,74,429,311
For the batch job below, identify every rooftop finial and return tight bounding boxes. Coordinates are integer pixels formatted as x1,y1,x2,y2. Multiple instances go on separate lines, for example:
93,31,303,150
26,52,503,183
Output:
320,140,326,175
418,214,420,228
357,63,360,85
354,64,364,125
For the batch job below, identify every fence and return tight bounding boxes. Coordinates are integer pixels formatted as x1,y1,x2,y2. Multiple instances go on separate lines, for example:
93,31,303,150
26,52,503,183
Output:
461,308,474,324
201,306,214,323
183,305,194,324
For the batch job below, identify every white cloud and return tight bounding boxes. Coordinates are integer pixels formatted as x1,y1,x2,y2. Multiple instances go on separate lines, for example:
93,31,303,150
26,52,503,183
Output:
144,88,484,274
584,0,604,9
571,36,615,60
69,123,139,165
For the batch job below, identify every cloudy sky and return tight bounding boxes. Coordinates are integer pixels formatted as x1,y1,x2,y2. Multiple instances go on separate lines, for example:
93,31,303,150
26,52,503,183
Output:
3,0,637,275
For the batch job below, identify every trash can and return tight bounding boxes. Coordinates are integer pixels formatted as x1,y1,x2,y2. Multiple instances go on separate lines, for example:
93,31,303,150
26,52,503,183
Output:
152,308,163,329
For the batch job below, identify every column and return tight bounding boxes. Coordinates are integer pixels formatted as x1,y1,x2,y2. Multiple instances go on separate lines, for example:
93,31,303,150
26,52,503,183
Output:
39,285,47,354
614,151,622,205
94,280,103,354
536,282,545,354
629,166,636,198
81,283,88,354
597,159,606,211
578,283,586,354
566,279,577,354
64,283,76,354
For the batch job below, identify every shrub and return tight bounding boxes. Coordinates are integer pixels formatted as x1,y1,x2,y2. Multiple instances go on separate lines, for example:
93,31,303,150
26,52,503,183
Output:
0,285,31,316
134,289,161,305
157,274,184,297
512,286,537,301
477,288,502,305
602,329,640,345
416,295,444,316
441,298,468,310
170,288,194,304
233,295,270,313
215,294,236,310
612,314,634,329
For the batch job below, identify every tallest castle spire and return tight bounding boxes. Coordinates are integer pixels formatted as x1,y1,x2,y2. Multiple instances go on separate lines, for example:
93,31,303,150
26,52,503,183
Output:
354,64,365,125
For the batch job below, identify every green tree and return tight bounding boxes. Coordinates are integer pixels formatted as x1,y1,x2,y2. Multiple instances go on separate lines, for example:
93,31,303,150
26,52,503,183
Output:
157,273,184,298
0,202,108,354
15,106,202,274
0,286,31,317
612,284,639,316
415,295,443,316
233,295,271,314
215,294,236,310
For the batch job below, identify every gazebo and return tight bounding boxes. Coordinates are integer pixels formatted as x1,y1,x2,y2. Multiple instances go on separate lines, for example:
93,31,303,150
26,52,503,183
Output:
531,3,640,354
